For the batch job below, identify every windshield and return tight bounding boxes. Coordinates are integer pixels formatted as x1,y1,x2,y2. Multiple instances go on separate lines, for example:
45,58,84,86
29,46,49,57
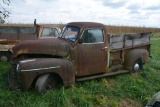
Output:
61,26,80,42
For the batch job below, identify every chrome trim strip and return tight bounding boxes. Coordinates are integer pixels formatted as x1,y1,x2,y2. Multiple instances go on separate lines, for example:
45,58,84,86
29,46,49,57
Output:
21,66,60,72
102,46,108,49
20,59,36,64
82,42,104,44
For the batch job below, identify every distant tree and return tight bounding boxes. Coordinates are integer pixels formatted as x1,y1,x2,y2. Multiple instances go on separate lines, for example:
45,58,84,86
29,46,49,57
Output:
0,16,5,23
0,0,10,23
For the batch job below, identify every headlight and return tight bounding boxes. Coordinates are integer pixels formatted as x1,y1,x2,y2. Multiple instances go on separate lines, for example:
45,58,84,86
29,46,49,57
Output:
16,64,21,73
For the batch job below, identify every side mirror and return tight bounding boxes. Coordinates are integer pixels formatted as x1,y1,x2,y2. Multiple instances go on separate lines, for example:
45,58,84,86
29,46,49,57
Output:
78,39,83,44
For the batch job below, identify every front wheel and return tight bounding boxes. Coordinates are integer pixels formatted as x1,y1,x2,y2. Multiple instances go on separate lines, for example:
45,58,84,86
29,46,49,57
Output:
132,58,143,72
35,74,57,93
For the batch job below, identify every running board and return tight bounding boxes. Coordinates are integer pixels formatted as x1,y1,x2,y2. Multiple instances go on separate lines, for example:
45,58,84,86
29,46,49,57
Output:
76,70,129,82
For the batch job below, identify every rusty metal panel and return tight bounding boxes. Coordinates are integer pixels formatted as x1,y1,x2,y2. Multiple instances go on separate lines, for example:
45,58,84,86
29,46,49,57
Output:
12,38,70,58
0,33,19,40
0,26,36,40
124,49,149,71
110,51,122,65
17,27,37,40
68,22,107,30
0,26,18,40
19,34,37,40
17,58,75,90
75,43,108,76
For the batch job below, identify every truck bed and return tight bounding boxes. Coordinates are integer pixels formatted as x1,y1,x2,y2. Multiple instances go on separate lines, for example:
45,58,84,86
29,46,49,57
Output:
108,32,152,51
0,26,37,41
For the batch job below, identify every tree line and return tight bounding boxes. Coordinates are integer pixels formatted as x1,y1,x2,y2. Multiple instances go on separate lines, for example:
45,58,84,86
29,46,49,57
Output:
0,0,10,23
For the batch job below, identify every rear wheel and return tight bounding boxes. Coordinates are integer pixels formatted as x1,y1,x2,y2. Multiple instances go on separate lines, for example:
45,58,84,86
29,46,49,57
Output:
132,58,143,72
35,74,57,93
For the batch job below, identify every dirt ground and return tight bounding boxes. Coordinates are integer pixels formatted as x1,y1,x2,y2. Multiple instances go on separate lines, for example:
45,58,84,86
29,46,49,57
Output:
118,99,143,107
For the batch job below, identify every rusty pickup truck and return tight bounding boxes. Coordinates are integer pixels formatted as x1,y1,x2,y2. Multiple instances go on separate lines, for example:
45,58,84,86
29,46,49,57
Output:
8,22,152,93
0,24,61,62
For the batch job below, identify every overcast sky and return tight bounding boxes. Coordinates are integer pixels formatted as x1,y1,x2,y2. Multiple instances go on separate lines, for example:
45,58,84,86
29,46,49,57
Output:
2,0,160,27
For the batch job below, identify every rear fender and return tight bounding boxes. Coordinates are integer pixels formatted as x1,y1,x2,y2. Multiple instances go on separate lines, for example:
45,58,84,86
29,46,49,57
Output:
18,58,75,90
124,49,149,71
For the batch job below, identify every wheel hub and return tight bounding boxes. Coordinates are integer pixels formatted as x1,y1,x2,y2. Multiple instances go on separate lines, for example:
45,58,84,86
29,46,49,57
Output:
46,79,55,90
0,56,8,62
134,63,139,72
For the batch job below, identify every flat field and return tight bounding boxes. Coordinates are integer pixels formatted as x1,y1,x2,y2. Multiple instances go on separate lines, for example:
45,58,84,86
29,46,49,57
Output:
0,27,160,107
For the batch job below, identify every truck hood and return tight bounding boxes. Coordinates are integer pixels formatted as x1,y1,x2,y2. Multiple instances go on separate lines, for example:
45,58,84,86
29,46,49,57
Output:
12,38,70,58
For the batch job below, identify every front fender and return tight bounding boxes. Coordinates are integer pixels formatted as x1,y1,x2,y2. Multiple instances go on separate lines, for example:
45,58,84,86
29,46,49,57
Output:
18,58,75,90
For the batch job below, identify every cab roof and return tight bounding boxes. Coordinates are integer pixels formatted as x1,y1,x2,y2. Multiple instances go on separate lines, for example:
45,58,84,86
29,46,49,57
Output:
67,22,106,29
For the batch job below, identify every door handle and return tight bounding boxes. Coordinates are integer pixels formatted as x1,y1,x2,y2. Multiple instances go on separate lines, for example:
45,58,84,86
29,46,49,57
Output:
102,47,108,49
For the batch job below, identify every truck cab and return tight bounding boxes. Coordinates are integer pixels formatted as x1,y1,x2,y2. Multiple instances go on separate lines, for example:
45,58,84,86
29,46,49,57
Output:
37,24,61,39
0,24,61,62
62,22,109,76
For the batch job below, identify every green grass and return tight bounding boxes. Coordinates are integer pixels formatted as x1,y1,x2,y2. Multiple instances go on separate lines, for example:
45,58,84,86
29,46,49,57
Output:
0,34,160,107
151,32,160,39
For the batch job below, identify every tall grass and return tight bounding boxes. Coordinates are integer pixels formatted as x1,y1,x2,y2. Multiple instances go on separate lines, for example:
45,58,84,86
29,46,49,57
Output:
1,23,160,33
106,25,160,34
0,33,160,107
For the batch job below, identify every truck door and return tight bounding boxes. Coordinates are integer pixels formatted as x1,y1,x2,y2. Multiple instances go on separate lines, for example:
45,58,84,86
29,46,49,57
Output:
76,29,109,76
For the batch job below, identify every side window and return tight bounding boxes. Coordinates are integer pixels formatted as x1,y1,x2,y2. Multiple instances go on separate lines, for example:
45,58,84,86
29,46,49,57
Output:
51,28,59,37
42,27,58,37
81,29,104,43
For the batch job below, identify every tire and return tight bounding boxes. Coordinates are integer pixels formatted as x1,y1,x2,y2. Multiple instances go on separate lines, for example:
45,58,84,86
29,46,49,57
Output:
132,58,143,72
0,52,11,62
153,101,160,107
35,74,57,93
